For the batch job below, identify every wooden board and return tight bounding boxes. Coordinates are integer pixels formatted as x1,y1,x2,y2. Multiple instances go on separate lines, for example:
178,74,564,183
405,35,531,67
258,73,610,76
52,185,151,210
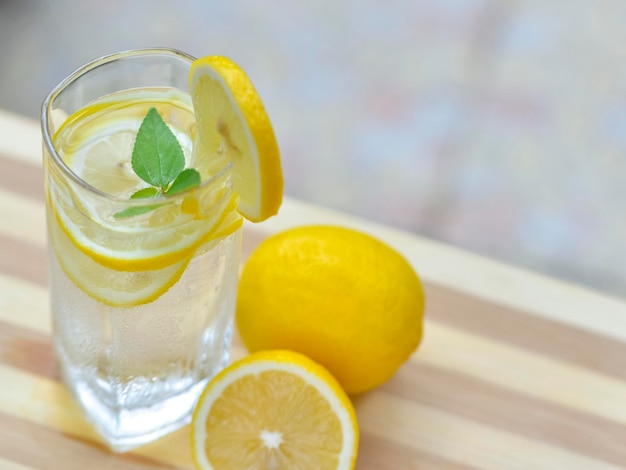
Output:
1,108,625,469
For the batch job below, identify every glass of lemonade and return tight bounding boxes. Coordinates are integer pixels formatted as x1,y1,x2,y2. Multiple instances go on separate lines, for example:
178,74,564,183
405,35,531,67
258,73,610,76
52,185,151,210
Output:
41,49,243,451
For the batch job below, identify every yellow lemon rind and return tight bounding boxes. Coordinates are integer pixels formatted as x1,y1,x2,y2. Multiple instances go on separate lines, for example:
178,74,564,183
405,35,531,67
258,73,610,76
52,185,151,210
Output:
235,225,425,395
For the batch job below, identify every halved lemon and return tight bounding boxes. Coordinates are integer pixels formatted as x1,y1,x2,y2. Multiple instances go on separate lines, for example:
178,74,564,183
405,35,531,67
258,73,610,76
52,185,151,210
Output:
191,350,359,470
189,56,283,222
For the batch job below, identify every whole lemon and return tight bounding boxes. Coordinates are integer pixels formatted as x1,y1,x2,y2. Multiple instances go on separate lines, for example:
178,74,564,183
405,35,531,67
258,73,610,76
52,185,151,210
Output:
236,225,425,395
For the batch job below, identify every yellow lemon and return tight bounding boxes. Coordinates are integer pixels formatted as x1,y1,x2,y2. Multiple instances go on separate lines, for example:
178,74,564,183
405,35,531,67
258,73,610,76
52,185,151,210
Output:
189,56,283,222
191,349,359,470
236,225,425,395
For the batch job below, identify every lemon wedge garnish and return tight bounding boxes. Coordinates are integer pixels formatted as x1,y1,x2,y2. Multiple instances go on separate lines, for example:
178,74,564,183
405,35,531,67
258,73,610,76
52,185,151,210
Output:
191,350,359,470
189,56,283,222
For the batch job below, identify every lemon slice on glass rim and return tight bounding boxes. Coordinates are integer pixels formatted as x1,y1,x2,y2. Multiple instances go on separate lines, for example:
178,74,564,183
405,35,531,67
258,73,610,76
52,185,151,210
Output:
191,350,359,470
189,56,283,222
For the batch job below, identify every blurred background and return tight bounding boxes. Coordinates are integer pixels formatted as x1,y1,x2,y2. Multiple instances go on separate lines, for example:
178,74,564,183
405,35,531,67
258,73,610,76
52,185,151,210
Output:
1,0,624,299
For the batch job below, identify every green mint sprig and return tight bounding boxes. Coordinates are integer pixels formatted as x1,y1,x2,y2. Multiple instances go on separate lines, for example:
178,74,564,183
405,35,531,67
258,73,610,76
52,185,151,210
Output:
115,107,201,218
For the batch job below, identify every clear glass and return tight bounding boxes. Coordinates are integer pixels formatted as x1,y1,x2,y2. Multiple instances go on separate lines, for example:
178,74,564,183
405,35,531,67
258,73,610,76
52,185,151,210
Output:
41,49,243,451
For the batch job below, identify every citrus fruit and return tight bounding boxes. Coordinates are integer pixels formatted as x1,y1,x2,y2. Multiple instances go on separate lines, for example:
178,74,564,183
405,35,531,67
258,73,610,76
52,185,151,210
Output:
236,225,425,395
189,56,283,222
191,350,359,470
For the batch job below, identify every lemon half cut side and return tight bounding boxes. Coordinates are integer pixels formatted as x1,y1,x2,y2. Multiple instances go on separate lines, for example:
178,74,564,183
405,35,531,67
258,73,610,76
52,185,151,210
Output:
191,350,359,470
189,56,283,222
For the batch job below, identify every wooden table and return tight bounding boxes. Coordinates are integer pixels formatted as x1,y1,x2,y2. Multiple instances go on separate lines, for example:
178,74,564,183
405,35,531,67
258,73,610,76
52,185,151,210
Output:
1,108,625,470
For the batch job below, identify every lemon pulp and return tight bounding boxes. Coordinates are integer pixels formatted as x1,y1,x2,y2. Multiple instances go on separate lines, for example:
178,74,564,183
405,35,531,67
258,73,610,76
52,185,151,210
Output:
191,350,359,470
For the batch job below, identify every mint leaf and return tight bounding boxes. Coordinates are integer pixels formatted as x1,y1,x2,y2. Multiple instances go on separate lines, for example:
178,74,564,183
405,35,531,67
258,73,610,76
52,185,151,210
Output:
131,187,161,199
114,108,203,219
166,168,201,195
114,205,160,219
114,187,162,218
132,107,185,189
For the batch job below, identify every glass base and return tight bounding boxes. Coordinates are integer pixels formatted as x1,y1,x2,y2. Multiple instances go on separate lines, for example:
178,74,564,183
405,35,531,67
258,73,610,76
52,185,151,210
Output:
61,360,202,452
68,370,205,452
57,351,229,452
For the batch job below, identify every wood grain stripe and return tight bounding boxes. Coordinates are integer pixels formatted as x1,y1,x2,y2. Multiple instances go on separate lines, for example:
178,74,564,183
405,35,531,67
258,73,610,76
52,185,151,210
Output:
356,432,478,470
0,274,49,334
418,322,626,424
0,234,47,286
384,361,626,467
0,411,181,470
0,110,41,166
0,154,44,201
0,188,47,246
0,457,36,470
426,283,626,381
0,320,55,379
355,391,623,470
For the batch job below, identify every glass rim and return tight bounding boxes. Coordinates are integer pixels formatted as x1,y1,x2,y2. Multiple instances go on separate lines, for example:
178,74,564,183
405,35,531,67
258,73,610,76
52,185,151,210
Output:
39,47,229,206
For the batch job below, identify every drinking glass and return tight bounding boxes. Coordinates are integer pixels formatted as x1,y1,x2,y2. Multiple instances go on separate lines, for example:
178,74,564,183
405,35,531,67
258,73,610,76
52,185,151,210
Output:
41,49,242,451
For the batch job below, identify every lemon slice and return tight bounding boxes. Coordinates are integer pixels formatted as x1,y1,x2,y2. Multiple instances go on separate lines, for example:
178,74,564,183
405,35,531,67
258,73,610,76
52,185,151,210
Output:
189,56,283,222
48,188,243,306
191,350,359,470
52,177,241,272
48,210,191,307
49,203,242,306
56,90,195,198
